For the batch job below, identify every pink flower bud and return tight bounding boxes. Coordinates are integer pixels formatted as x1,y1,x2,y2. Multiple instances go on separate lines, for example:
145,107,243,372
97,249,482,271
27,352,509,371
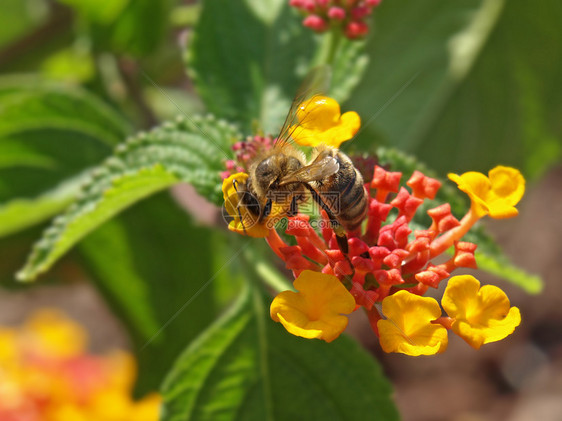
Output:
289,0,305,9
328,7,346,20
364,0,382,7
345,21,369,39
351,6,370,20
303,15,328,32
302,0,317,12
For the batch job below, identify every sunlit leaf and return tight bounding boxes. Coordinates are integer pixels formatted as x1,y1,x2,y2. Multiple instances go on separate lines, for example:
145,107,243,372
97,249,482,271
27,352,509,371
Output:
18,115,239,281
79,194,218,394
162,284,399,421
351,0,562,178
188,0,368,134
0,76,129,237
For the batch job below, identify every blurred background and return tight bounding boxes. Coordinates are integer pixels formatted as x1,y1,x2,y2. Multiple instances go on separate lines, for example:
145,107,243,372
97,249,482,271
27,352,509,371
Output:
1,0,561,420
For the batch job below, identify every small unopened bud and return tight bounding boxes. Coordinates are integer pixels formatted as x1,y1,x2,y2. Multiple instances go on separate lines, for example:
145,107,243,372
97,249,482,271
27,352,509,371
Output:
328,7,346,20
289,0,305,9
301,0,317,12
351,6,370,20
345,21,369,39
364,0,382,7
303,15,328,32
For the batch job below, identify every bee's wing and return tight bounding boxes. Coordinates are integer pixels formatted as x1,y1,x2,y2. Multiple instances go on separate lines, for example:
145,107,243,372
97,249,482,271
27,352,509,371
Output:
278,155,339,185
274,65,332,150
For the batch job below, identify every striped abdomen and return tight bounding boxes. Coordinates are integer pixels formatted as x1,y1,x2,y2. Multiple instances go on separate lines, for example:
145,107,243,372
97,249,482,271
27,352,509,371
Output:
316,151,367,232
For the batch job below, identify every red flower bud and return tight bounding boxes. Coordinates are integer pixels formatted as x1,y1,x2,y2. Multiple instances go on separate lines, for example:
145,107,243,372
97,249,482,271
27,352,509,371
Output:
303,15,328,32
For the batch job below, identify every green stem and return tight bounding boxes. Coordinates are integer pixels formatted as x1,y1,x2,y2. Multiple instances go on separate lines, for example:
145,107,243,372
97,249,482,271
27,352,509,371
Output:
315,27,343,67
255,260,293,292
326,28,342,66
243,244,293,293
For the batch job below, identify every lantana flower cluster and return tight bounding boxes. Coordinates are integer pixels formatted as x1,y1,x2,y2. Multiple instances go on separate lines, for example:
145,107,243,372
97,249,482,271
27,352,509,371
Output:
0,309,160,421
221,96,525,356
290,0,383,39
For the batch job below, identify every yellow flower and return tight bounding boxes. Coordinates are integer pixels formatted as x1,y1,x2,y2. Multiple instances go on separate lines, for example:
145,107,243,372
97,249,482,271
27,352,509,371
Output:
448,166,525,219
128,393,162,421
289,96,360,148
441,275,521,349
0,309,161,421
22,308,88,359
0,328,17,363
222,172,270,237
377,291,448,356
270,270,356,343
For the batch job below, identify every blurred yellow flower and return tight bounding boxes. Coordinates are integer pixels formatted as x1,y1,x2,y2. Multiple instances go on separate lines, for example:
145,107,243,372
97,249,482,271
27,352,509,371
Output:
377,291,448,356
270,270,356,343
21,308,88,358
442,275,521,349
0,309,160,421
289,96,360,148
448,166,525,219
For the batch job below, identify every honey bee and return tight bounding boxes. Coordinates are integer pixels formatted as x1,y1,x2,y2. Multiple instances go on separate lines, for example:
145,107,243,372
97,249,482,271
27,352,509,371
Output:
232,69,368,249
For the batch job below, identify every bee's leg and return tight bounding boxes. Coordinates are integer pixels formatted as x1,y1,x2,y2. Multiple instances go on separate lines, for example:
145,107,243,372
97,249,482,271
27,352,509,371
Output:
287,195,299,217
304,184,349,254
232,179,247,235
262,198,272,218
333,226,349,255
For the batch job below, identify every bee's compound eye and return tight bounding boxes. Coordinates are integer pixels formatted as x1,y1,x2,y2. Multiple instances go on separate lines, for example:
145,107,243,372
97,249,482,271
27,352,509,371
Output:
286,156,303,172
221,189,262,230
256,158,274,178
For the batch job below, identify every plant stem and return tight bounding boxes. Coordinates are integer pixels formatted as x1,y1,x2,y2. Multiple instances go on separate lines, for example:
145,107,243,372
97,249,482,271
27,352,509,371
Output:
243,244,293,293
315,27,343,68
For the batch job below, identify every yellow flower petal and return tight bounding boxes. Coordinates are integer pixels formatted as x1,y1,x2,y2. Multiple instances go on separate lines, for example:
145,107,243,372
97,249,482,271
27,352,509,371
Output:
442,275,521,349
0,328,17,363
129,393,162,421
448,166,525,219
289,96,360,148
270,270,356,343
377,291,448,356
487,166,525,218
222,172,270,237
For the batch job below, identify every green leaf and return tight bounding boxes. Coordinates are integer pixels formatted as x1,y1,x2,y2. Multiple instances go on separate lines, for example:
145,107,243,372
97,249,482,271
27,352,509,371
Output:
0,0,47,48
0,175,84,238
58,0,172,56
57,0,130,24
78,194,218,394
162,284,398,421
474,250,543,295
328,38,369,105
351,0,562,178
464,227,544,295
40,45,96,83
188,1,368,135
0,76,130,236
188,0,312,134
17,115,240,281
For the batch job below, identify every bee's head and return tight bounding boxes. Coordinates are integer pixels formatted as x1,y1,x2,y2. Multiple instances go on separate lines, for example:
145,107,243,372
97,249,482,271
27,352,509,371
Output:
253,155,303,195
